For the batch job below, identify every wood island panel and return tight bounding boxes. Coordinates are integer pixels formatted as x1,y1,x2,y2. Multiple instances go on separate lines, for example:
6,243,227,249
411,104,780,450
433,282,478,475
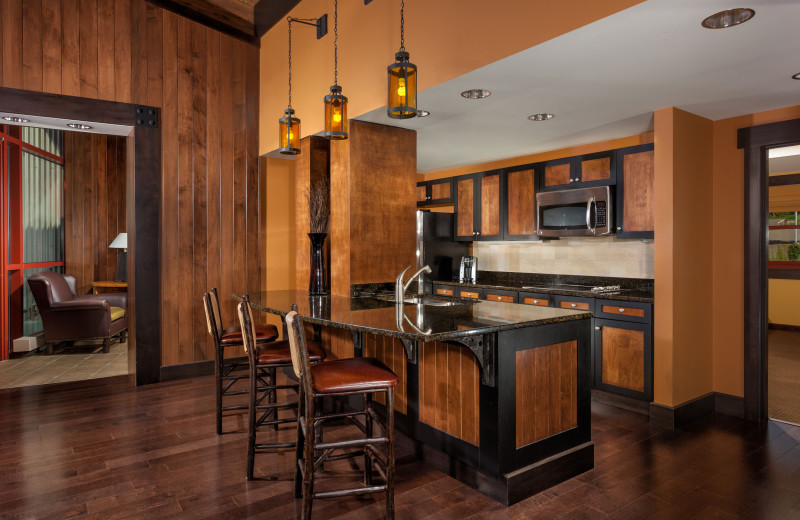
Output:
601,327,645,392
515,340,577,448
480,174,501,236
622,150,655,233
419,341,480,446
545,163,571,187
457,178,474,237
580,157,611,182
506,168,535,236
363,334,407,414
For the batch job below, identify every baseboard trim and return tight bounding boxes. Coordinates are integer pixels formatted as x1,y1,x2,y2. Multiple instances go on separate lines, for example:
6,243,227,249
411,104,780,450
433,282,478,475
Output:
768,322,800,332
160,360,214,381
591,389,650,415
649,391,745,429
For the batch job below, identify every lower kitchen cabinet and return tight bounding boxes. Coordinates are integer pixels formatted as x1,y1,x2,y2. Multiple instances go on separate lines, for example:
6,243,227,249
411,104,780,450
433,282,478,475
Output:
433,284,483,299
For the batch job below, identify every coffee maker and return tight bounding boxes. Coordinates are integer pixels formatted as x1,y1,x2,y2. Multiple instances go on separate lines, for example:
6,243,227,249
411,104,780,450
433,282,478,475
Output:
459,256,477,284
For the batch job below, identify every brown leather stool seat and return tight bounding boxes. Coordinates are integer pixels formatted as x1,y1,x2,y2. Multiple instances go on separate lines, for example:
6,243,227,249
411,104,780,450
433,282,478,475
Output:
310,358,398,394
220,324,279,346
255,339,325,365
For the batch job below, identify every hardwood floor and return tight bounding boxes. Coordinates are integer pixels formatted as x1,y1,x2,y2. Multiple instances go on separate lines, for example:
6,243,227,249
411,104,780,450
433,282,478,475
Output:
1,374,800,519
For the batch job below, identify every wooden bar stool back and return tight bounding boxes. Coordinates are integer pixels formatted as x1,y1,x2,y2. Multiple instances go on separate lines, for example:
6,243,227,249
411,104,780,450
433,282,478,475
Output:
237,299,326,480
285,311,398,519
203,289,279,435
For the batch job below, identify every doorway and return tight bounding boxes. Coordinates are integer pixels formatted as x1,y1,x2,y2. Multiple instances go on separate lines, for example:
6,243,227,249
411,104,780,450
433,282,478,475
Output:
766,145,800,425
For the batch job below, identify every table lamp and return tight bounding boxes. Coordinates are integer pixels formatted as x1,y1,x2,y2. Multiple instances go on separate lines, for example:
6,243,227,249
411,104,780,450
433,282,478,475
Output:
109,233,128,282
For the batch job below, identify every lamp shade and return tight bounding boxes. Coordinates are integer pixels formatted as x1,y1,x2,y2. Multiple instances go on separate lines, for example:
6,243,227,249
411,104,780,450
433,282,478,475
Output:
278,108,301,155
388,52,417,119
109,233,127,249
324,85,348,139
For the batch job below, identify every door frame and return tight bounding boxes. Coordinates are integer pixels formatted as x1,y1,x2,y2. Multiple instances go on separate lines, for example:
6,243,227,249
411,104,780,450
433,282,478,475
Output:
738,117,800,421
0,86,161,386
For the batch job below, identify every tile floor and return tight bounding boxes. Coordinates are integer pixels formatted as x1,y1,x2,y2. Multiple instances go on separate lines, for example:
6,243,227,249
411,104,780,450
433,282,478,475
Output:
0,340,128,389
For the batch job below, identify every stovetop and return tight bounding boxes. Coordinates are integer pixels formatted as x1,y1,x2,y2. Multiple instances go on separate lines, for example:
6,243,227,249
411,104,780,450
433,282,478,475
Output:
521,283,625,293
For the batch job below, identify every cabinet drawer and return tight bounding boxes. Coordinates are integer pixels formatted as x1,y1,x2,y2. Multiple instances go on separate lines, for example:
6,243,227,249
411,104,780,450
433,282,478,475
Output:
559,300,590,310
435,288,454,296
460,290,481,299
483,289,517,303
594,299,651,323
519,291,553,307
554,295,595,312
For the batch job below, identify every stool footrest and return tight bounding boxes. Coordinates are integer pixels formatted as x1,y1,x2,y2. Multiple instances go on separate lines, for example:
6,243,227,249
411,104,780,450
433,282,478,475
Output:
314,485,386,499
255,441,295,450
316,437,388,451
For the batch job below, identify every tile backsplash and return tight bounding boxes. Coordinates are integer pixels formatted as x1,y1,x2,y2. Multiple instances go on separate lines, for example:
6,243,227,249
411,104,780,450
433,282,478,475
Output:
473,237,654,279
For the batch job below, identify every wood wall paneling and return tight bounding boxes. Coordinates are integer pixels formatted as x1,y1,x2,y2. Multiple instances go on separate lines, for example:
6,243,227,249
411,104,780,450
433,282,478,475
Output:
0,0,262,367
622,150,655,233
515,341,577,448
363,334,407,414
601,327,645,392
480,174,500,236
506,168,535,236
295,137,330,292
419,341,479,445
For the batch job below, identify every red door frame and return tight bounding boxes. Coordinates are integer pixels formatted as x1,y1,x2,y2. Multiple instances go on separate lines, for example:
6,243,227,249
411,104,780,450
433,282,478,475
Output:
0,125,66,360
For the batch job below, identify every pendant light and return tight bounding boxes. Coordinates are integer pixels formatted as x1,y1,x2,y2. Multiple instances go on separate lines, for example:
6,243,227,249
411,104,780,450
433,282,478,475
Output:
387,0,417,119
279,18,301,154
324,0,348,139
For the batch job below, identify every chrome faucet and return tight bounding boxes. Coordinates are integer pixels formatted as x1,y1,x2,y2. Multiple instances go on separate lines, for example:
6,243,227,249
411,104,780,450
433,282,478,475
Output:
395,265,432,303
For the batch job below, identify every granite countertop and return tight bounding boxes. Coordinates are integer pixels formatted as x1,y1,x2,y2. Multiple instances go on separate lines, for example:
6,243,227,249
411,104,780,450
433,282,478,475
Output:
240,290,592,342
433,272,655,304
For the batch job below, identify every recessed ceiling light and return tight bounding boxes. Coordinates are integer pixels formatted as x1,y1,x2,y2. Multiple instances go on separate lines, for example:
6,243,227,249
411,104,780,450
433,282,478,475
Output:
528,113,554,121
67,123,93,130
792,72,800,80
416,109,430,117
460,89,491,99
3,116,30,123
701,8,755,29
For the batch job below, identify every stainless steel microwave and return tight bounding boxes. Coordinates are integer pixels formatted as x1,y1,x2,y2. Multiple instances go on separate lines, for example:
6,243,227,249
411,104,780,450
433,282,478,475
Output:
536,186,613,237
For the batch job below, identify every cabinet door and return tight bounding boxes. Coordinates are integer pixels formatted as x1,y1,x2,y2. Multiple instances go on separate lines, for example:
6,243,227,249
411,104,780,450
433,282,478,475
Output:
476,170,504,241
577,150,616,188
503,165,538,240
416,182,429,205
454,175,475,241
429,178,453,204
593,319,652,401
616,143,654,239
542,157,577,190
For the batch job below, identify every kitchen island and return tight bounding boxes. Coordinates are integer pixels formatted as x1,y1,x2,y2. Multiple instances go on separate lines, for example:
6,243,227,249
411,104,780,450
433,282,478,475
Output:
242,290,593,505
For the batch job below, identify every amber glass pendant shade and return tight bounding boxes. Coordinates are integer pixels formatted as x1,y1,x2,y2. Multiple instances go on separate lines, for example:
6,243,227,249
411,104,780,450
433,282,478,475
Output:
324,85,348,140
388,52,417,119
278,108,301,155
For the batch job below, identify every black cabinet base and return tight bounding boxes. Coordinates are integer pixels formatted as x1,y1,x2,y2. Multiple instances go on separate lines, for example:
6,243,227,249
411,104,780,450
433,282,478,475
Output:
406,430,594,506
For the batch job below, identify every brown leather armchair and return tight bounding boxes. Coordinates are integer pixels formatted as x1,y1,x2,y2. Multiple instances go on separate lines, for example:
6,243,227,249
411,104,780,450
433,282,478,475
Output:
28,271,128,354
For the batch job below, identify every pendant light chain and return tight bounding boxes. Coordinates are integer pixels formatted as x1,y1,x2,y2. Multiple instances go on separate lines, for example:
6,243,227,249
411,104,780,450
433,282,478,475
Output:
334,0,339,86
287,17,293,108
399,0,405,52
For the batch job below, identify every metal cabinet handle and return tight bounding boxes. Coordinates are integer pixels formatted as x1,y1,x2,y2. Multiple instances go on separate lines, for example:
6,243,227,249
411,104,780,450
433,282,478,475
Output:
571,303,577,308
617,226,622,231
595,326,601,331
619,308,625,313
476,231,481,235
533,299,539,304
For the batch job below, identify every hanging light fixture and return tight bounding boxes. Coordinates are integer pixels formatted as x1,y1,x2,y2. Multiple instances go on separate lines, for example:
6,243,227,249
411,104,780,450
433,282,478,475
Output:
324,0,348,139
279,18,301,155
387,0,416,119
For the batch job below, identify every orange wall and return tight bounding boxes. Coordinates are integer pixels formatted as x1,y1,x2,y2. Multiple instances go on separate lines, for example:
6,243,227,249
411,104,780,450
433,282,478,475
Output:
711,105,800,397
653,108,714,407
259,0,646,155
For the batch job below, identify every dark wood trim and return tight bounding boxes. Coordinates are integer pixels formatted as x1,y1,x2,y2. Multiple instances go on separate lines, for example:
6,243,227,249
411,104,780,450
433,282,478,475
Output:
255,0,302,38
0,86,162,386
768,322,800,332
738,117,800,422
147,0,259,45
769,172,800,186
591,388,650,415
715,392,745,419
649,392,715,429
160,359,215,381
769,268,800,280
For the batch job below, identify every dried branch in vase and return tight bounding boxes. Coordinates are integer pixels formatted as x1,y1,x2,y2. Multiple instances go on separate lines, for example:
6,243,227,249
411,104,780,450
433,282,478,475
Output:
305,176,330,234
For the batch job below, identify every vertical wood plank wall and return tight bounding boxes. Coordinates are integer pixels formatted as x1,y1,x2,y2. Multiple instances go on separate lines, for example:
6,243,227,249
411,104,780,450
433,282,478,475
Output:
418,341,480,446
64,132,127,295
515,341,577,448
0,0,261,367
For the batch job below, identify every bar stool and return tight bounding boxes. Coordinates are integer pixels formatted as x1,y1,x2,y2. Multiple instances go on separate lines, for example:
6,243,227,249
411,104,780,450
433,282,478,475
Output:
203,289,279,435
285,310,398,520
237,299,327,480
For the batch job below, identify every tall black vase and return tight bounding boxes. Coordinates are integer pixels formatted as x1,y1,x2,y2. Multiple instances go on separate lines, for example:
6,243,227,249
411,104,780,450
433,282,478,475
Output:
308,232,328,295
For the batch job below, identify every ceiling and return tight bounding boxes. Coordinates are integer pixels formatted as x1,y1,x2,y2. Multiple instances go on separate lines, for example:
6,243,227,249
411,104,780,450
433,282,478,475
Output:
356,0,800,173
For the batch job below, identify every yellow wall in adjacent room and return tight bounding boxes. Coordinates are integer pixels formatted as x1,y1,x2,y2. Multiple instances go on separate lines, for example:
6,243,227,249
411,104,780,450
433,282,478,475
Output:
769,279,800,327
259,0,646,155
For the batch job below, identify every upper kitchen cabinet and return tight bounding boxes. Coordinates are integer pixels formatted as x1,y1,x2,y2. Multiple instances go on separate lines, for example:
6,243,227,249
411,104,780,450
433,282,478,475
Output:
416,178,454,206
615,143,655,239
542,151,616,191
453,170,504,241
503,164,538,240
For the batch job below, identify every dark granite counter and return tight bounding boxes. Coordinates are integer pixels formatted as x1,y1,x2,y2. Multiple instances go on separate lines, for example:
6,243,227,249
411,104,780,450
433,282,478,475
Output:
241,290,592,343
434,271,654,303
